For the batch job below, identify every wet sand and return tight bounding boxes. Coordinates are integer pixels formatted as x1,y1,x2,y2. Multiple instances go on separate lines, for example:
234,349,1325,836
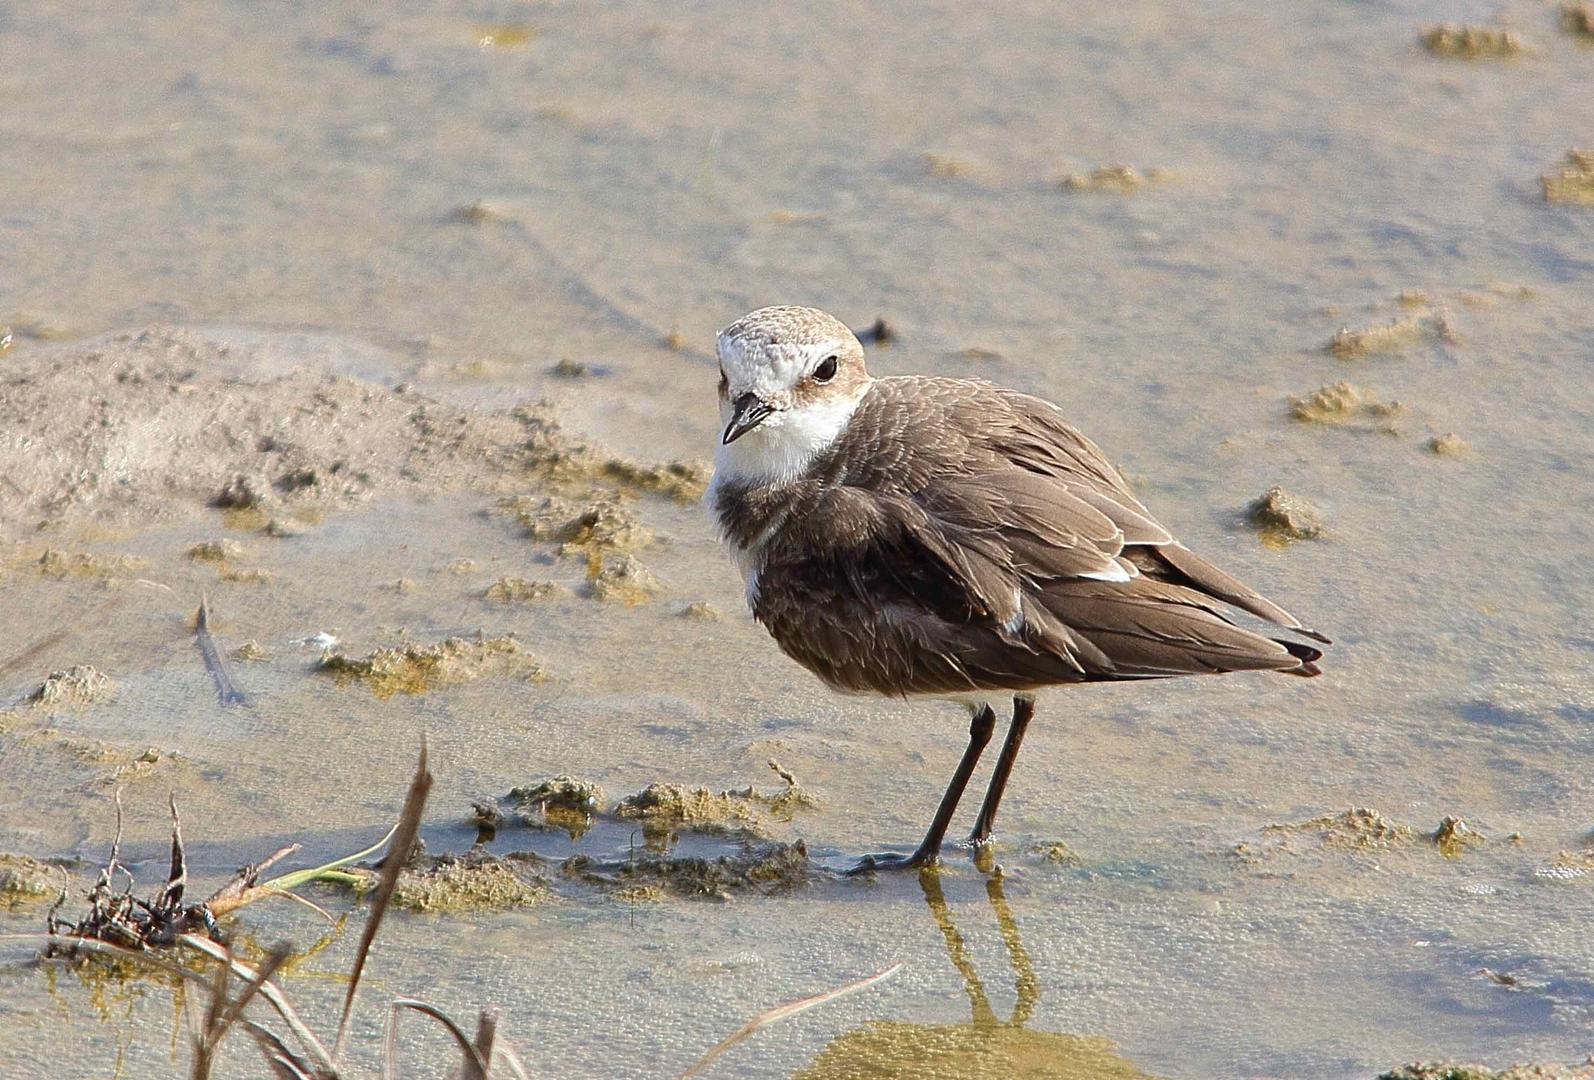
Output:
2,1,1593,1077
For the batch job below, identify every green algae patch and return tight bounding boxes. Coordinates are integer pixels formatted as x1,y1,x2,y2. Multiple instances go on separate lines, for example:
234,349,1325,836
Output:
1541,149,1594,205
33,548,147,580
1433,815,1483,858
615,765,816,839
1246,486,1323,546
29,665,113,707
186,538,247,562
1034,841,1080,866
395,856,547,913
1329,312,1455,358
507,496,654,555
504,776,605,836
1263,808,1417,851
1059,165,1169,193
596,458,711,502
1289,382,1405,428
0,853,61,908
1420,25,1524,59
318,635,539,697
484,576,568,603
337,852,548,913
522,430,710,505
616,783,765,837
587,552,661,604
565,840,818,900
1380,1064,1594,1080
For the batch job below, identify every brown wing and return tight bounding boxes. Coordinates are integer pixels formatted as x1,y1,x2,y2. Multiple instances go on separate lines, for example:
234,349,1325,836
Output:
990,387,1329,643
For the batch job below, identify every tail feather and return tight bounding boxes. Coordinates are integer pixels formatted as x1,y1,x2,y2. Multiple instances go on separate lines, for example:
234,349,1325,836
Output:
1150,543,1331,645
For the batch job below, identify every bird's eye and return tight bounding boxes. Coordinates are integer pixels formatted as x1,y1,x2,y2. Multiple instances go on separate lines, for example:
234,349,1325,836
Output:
812,355,839,383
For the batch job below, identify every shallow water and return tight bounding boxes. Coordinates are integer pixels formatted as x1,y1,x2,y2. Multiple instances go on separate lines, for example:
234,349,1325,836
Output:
2,1,1593,1077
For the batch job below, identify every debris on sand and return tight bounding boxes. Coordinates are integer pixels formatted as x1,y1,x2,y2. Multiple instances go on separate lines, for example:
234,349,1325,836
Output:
212,473,274,510
925,154,977,179
186,538,247,563
680,601,723,621
484,576,569,603
615,764,816,838
1420,25,1524,58
550,357,589,378
616,783,764,836
263,516,311,538
508,496,654,554
1379,1064,1594,1080
318,636,539,697
504,776,605,831
35,549,147,580
340,852,548,913
231,640,269,662
1329,312,1455,358
519,425,709,503
597,458,712,501
0,854,60,907
1428,433,1470,456
1246,486,1323,544
1541,149,1594,205
1060,165,1167,193
565,840,817,900
1434,816,1483,857
448,199,517,225
588,553,662,603
1289,382,1405,427
1563,2,1594,38
1035,841,1080,865
0,326,564,530
28,665,112,707
662,326,689,351
1263,808,1417,850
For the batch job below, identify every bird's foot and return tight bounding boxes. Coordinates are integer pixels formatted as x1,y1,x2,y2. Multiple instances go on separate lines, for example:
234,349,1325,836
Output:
845,850,938,876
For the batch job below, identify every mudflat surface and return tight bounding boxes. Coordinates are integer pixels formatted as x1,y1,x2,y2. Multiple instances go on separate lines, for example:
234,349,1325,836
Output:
2,2,1592,1078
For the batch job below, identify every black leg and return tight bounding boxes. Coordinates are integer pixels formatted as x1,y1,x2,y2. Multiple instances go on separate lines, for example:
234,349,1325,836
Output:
968,693,1036,847
851,703,996,873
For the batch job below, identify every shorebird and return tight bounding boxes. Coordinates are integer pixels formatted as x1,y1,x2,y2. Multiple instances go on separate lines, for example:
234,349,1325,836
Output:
706,306,1327,870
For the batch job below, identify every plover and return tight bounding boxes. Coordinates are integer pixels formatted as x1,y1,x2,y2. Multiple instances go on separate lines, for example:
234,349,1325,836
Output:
707,306,1327,870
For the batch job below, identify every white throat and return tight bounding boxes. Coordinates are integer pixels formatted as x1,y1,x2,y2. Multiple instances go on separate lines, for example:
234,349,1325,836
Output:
710,383,871,489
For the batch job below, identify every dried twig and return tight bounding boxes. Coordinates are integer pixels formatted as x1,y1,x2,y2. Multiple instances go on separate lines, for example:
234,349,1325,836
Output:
335,740,433,1060
678,964,903,1078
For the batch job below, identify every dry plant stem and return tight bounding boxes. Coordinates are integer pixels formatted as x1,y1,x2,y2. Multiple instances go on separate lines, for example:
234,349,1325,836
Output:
383,1000,516,1080
0,933,336,1078
193,945,291,1079
180,934,337,1076
678,964,904,1078
335,740,434,1061
242,1022,318,1080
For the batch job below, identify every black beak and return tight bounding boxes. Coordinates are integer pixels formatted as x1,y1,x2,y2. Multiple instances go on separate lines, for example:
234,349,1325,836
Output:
722,392,774,445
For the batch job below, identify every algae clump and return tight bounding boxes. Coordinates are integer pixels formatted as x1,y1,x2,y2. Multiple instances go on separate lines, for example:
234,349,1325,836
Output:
318,636,538,697
1246,486,1323,545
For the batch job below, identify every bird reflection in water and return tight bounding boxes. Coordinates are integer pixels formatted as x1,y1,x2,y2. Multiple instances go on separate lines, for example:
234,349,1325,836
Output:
795,868,1156,1079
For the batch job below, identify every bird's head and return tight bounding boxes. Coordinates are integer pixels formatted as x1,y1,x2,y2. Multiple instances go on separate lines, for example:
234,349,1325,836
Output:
713,306,872,481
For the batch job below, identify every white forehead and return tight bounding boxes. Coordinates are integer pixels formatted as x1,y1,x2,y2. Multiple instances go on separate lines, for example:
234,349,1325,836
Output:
716,306,855,393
